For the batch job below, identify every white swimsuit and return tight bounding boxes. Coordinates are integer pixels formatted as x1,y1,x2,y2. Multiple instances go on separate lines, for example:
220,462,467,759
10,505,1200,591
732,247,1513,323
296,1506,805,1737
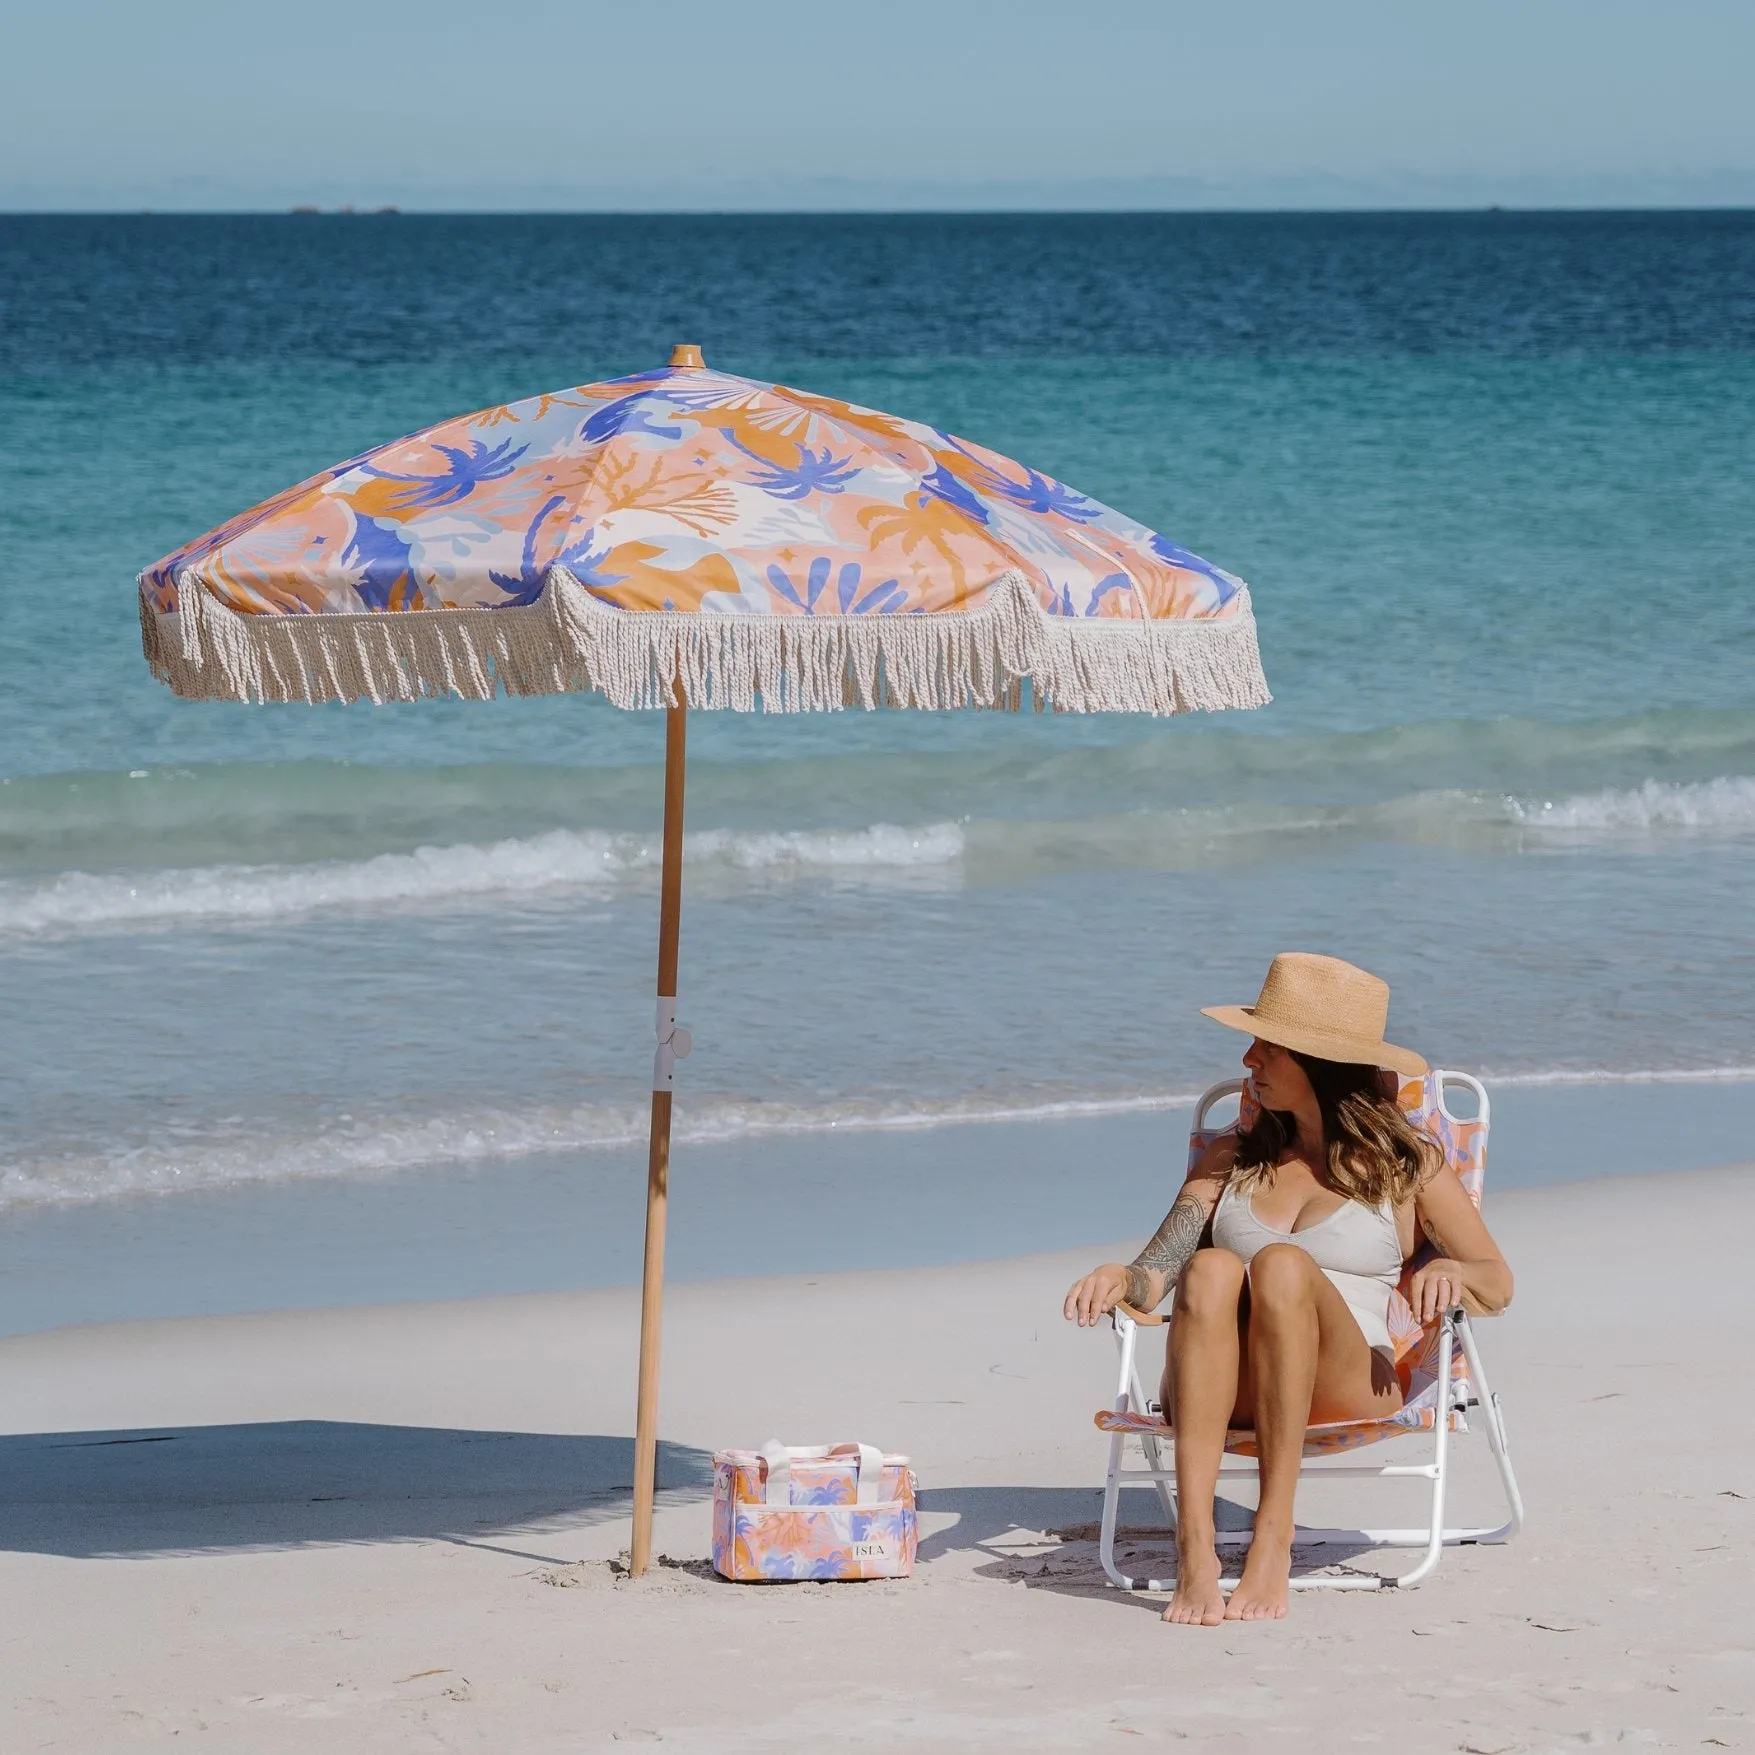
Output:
1209,1177,1403,1353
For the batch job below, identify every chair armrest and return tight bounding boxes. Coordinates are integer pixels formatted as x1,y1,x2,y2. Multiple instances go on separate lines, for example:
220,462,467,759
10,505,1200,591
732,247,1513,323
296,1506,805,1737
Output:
1114,1301,1169,1327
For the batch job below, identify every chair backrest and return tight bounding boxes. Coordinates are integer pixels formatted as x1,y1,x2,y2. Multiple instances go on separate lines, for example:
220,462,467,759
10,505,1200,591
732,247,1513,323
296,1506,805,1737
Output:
1185,1071,1492,1401
1187,1071,1490,1210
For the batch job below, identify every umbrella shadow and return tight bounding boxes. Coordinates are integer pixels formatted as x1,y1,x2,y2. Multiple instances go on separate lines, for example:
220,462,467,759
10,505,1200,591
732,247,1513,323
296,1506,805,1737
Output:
0,1420,714,1561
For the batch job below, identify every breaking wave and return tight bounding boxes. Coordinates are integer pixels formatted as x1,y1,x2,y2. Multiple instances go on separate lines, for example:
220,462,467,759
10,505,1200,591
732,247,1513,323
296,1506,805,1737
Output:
8,1063,1755,1211
0,1086,1205,1210
1504,775,1755,835
0,822,966,936
5,772,1754,938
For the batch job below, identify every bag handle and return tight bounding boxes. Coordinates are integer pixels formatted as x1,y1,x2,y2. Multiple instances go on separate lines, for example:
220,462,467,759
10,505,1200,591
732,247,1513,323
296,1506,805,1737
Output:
759,1440,792,1506
759,1441,886,1506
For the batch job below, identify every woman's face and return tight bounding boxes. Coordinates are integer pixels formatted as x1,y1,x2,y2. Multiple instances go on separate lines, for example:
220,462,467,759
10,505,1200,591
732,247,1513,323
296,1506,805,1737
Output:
1243,1036,1312,1112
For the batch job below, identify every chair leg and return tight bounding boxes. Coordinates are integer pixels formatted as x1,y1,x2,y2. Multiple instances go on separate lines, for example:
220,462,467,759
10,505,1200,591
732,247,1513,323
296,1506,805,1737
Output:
1103,1310,1181,1586
1096,1312,1521,1594
1394,1312,1457,1588
1140,1431,1179,1533
1098,1428,1130,1588
1457,1312,1525,1542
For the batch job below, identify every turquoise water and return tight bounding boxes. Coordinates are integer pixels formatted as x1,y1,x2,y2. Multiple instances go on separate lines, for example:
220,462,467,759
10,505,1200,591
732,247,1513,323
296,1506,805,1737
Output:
2,213,1753,1244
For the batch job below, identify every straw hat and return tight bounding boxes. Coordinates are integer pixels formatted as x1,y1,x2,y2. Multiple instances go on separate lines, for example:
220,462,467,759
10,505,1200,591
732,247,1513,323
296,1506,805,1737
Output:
1201,952,1428,1078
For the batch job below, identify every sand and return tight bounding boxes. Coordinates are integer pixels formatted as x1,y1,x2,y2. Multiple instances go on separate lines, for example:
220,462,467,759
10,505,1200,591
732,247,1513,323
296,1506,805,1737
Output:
1,1164,1751,1752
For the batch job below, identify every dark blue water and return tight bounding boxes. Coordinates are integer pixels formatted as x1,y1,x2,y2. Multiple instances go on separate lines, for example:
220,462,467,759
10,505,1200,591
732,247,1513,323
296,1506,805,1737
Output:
6,211,1755,367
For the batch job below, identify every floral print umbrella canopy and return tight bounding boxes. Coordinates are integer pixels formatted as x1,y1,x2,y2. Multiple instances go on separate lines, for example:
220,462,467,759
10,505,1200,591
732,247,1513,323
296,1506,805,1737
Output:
140,351,1268,715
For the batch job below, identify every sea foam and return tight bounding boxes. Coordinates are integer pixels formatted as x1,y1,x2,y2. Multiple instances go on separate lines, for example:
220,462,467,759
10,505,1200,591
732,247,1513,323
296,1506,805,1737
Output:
3,774,1752,940
10,1065,1755,1211
1504,775,1755,834
0,1086,1202,1210
0,822,966,936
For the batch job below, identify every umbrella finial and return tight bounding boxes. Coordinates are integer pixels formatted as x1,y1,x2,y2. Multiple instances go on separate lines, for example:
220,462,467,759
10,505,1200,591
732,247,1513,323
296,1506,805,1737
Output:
668,343,705,369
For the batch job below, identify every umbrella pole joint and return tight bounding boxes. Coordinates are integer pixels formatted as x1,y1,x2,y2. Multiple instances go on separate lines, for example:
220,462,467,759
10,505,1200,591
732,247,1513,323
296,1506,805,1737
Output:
653,996,692,1091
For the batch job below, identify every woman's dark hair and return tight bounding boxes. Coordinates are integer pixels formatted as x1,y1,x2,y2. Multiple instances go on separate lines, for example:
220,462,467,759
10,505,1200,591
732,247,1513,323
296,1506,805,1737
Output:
1231,1050,1437,1207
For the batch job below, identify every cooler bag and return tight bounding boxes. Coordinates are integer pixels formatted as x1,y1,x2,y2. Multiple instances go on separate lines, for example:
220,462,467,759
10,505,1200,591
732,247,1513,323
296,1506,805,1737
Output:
712,1441,918,1581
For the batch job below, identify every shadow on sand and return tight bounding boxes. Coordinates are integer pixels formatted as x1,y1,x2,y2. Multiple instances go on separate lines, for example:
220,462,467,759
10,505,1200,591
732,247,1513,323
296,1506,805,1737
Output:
919,1484,1384,1611
916,1483,1258,1564
0,1420,715,1561
1,1427,1380,1605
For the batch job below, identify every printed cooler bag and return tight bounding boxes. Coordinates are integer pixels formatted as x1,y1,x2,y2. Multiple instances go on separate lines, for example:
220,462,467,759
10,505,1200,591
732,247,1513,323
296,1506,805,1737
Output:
712,1441,918,1581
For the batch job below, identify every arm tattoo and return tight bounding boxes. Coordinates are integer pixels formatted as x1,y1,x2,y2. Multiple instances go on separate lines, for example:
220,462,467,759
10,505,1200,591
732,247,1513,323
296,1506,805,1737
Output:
1122,1191,1208,1310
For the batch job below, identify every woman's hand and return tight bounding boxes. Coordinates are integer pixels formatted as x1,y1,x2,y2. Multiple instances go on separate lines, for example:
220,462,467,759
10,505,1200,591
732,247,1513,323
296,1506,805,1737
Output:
1407,1257,1469,1324
1411,1163,1513,1315
1066,1154,1229,1331
1064,1264,1133,1328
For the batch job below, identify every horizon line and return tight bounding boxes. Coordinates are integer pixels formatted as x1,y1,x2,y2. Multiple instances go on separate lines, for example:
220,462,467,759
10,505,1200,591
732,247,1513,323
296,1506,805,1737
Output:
6,202,1755,219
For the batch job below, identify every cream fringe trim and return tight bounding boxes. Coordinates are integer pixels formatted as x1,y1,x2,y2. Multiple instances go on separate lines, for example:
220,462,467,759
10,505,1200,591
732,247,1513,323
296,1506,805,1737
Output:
139,566,1271,715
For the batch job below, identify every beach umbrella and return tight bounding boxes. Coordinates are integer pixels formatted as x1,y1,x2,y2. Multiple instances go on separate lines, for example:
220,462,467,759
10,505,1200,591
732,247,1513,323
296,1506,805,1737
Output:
138,346,1270,1573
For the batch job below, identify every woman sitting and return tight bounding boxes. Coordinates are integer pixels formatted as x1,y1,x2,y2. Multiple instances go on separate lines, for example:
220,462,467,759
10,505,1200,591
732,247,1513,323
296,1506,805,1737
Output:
1063,952,1512,1626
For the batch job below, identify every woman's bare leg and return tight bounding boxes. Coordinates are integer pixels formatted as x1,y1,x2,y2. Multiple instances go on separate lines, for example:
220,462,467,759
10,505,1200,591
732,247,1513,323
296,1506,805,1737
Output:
1161,1249,1247,1625
1225,1244,1403,1621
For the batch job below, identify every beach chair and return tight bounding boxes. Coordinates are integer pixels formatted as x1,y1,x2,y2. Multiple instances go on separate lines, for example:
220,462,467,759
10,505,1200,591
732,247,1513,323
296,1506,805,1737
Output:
1093,1071,1524,1592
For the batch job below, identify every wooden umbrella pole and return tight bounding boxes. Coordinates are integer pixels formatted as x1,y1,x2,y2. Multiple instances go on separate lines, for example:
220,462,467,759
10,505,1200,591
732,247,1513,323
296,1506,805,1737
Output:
630,699,689,1579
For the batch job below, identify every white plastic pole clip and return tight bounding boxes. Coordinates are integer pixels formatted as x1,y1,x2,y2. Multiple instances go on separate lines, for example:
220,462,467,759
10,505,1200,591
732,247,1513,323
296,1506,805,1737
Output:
653,995,693,1091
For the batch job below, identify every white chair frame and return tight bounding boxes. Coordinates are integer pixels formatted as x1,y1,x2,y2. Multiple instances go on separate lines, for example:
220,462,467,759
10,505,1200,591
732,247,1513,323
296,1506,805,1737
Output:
1097,1073,1525,1592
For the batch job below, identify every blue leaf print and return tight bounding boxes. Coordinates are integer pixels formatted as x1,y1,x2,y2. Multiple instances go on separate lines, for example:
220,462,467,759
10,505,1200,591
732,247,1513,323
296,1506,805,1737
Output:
998,466,1101,521
556,527,627,596
765,563,806,609
580,394,685,444
367,439,527,510
916,462,990,525
488,493,568,605
943,440,1101,522
851,577,906,615
1147,532,1235,598
766,557,834,612
832,562,903,614
728,436,861,501
804,557,830,610
1085,573,1133,615
341,516,419,610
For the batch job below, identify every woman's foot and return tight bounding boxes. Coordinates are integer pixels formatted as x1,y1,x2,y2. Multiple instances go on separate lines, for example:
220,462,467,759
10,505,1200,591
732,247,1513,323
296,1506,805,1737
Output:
1162,1543,1226,1625
1223,1527,1291,1620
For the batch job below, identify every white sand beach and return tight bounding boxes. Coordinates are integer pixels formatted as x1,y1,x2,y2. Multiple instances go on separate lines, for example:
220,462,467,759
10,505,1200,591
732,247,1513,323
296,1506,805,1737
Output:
2,1163,1751,1753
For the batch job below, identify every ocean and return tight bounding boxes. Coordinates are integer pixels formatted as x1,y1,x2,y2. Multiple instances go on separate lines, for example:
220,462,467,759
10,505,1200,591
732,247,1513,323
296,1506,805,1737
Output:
2,211,1753,1331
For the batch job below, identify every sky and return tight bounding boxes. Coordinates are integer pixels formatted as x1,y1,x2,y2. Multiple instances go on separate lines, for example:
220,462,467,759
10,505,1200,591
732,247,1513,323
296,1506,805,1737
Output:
4,0,1754,211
